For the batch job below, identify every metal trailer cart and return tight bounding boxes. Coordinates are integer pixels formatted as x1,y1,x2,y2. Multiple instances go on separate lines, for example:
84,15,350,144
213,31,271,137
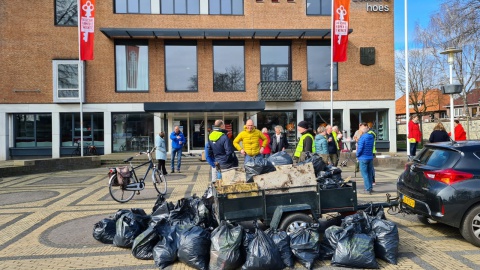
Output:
213,181,399,232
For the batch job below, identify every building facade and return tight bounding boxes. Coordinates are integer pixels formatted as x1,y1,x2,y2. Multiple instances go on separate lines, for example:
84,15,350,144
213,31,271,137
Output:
0,0,396,160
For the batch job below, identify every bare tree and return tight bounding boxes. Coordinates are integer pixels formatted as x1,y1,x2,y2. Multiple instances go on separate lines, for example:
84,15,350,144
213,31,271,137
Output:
395,46,440,120
214,66,245,91
416,0,480,137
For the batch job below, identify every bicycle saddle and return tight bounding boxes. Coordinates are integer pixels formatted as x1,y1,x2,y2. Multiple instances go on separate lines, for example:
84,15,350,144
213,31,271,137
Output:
123,157,134,163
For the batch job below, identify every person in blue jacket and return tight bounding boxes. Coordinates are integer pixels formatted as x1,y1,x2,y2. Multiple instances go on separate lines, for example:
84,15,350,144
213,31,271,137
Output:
356,123,375,194
169,126,186,173
206,120,238,170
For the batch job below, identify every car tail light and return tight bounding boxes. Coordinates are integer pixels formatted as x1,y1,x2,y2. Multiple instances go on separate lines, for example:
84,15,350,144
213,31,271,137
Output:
423,168,474,185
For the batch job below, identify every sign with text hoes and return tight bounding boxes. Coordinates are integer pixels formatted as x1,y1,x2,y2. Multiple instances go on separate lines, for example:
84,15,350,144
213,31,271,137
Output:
333,0,350,62
79,0,95,60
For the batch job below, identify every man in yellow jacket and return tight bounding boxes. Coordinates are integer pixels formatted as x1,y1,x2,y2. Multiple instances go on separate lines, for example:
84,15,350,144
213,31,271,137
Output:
233,119,267,163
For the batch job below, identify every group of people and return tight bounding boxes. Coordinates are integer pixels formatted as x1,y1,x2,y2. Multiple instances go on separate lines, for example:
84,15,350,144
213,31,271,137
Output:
407,114,467,159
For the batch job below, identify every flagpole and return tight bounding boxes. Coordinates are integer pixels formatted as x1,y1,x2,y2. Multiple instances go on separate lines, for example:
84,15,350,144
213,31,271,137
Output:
78,0,84,156
330,0,334,126
404,0,410,157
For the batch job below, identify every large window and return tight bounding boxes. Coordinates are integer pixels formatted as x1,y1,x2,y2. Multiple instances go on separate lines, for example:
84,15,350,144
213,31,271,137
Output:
112,113,154,152
307,41,338,90
55,0,77,26
14,114,52,147
256,111,297,147
60,113,104,147
53,60,84,103
165,41,198,91
115,40,149,92
209,0,244,15
306,0,331,15
350,110,388,141
115,0,200,14
260,42,291,81
304,110,343,132
213,41,245,91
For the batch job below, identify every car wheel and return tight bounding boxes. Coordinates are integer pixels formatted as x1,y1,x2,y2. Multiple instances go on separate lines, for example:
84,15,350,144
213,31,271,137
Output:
417,215,438,225
460,205,480,247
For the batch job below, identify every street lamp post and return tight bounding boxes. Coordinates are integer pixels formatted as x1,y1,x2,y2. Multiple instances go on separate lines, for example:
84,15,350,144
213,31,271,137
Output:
440,47,462,140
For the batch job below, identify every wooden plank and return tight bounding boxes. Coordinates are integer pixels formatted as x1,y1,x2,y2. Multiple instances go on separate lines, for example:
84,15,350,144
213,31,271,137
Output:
253,163,317,194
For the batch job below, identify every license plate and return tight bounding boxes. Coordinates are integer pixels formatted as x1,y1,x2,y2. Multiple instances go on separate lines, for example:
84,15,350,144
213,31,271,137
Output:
403,195,415,208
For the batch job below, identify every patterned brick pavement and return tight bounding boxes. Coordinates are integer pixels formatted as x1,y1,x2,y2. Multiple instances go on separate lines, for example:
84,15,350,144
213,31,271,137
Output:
0,163,478,269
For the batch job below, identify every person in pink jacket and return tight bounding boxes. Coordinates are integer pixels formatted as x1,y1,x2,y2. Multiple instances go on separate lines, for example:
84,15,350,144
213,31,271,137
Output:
408,114,422,159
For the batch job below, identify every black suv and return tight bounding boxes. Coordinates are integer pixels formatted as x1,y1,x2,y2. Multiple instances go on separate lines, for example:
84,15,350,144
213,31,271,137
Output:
397,141,480,247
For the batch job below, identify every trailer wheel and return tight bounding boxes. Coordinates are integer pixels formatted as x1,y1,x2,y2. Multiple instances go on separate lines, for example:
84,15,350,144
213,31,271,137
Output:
279,213,314,234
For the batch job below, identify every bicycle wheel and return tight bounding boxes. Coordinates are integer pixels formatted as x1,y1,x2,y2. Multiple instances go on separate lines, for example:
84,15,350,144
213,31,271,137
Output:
109,174,135,203
153,169,167,195
89,147,97,156
71,148,80,157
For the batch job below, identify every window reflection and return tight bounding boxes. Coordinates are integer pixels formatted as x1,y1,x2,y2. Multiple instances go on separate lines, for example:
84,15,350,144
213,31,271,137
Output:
260,44,290,81
165,43,198,91
115,40,149,92
14,114,52,147
307,42,337,90
213,43,245,91
209,0,243,14
306,0,331,15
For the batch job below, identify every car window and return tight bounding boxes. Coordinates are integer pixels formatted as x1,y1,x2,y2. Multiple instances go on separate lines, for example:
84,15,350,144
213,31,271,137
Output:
417,148,460,169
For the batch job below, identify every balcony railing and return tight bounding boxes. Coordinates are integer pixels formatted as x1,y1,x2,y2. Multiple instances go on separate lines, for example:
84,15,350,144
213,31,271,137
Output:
258,80,302,102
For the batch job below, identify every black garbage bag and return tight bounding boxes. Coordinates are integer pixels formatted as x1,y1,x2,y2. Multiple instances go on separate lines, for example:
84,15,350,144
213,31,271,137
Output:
341,212,372,235
242,228,284,270
240,228,256,261
244,156,276,183
169,198,196,225
210,221,244,270
201,189,219,229
92,218,116,244
316,176,344,189
132,226,160,260
153,225,178,269
323,225,344,248
190,196,212,228
151,196,174,227
298,153,326,177
331,226,378,269
371,218,399,265
113,213,144,248
289,225,321,270
177,225,211,270
265,229,294,268
267,151,293,166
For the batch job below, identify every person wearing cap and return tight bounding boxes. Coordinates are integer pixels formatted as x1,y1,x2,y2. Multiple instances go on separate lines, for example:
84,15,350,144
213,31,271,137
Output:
293,120,316,162
233,119,268,163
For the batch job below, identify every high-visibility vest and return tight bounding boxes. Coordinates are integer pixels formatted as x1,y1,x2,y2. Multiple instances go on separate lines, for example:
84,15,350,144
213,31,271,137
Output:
294,133,316,158
368,130,377,154
332,131,340,150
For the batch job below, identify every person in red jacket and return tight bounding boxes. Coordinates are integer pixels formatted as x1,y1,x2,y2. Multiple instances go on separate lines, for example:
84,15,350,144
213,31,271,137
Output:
448,120,467,141
408,114,422,159
259,127,272,158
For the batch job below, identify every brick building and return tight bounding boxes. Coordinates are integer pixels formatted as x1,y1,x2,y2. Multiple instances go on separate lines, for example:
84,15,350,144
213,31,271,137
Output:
0,0,396,160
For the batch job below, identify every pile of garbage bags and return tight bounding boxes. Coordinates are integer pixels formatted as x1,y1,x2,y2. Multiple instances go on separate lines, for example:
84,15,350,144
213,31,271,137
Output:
94,190,399,269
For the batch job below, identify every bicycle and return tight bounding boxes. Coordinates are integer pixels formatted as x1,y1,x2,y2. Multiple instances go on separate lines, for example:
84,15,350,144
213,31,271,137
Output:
71,140,97,156
107,147,167,203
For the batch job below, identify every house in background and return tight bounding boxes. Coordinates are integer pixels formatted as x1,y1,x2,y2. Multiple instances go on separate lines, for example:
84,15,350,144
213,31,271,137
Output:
451,87,480,118
396,89,450,124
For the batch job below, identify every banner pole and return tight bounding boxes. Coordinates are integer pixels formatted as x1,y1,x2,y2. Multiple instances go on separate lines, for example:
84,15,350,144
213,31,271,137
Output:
78,0,84,156
330,0,334,126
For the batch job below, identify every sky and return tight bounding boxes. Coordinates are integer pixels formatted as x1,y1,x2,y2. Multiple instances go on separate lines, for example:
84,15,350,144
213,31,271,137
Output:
394,0,443,50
